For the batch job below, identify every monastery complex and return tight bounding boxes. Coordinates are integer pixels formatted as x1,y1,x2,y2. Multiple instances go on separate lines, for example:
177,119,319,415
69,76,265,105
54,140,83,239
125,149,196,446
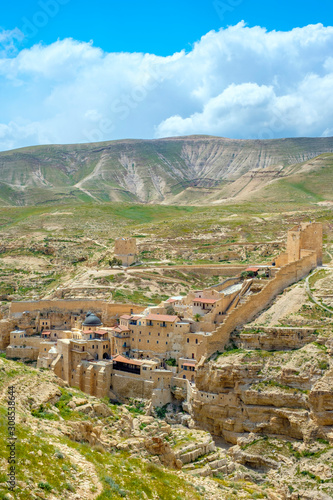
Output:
0,222,323,407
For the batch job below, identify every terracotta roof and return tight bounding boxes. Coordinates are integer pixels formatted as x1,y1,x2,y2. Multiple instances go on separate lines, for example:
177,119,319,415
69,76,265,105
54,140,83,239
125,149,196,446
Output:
246,267,260,272
131,315,142,320
96,329,107,334
120,315,132,320
166,298,177,303
120,325,130,331
183,362,196,367
113,325,130,332
42,331,51,335
112,355,142,366
193,298,217,304
145,314,179,322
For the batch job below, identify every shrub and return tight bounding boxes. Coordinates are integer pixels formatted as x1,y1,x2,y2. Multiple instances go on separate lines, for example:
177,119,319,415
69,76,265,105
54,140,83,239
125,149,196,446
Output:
165,358,177,366
155,405,168,419
104,476,127,497
38,482,52,491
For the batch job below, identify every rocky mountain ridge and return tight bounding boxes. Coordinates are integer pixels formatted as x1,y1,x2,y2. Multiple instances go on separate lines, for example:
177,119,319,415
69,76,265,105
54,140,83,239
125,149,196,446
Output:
1,135,333,205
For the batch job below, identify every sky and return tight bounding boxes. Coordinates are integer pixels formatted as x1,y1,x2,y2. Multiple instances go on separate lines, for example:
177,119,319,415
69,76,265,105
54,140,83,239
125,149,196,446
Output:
0,0,333,150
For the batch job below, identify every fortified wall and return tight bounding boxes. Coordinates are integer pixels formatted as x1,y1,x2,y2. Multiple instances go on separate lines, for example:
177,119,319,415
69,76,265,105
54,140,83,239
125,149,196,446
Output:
9,299,144,323
203,222,322,358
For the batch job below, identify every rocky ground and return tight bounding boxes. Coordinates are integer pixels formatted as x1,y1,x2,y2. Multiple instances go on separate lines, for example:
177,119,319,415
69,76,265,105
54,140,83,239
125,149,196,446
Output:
0,357,279,500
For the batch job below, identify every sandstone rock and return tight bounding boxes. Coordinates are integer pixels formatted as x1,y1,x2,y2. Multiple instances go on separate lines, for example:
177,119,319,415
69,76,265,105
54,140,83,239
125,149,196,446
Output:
72,397,88,406
66,421,102,446
92,403,113,417
77,403,94,415
144,436,182,469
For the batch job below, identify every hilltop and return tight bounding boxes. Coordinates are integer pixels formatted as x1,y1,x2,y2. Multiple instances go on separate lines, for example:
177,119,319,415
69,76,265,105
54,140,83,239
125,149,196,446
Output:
0,136,333,206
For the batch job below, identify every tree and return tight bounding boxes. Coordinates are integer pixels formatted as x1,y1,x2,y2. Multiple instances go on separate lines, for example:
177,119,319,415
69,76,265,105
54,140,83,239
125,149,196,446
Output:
109,257,122,267
194,313,201,322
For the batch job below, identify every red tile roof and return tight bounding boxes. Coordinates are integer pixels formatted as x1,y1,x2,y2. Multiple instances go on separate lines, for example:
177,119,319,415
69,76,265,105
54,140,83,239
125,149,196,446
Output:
120,315,132,320
183,362,196,367
42,331,51,335
112,355,142,366
145,314,179,322
113,325,130,332
193,298,217,304
246,267,260,272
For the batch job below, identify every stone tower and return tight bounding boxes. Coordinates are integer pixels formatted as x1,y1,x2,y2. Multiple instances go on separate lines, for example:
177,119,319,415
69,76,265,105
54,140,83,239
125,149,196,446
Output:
285,222,323,266
114,237,137,267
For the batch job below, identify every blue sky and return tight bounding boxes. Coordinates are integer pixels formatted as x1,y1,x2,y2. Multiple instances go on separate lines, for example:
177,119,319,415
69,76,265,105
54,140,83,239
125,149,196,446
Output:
2,0,333,55
0,0,333,149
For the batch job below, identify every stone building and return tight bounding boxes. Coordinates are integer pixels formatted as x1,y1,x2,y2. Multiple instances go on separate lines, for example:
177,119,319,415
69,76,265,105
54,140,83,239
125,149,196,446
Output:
114,237,137,266
275,222,323,267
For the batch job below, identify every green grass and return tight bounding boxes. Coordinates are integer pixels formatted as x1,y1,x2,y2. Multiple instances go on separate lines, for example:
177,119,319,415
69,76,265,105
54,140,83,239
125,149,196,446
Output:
58,438,201,500
0,410,78,498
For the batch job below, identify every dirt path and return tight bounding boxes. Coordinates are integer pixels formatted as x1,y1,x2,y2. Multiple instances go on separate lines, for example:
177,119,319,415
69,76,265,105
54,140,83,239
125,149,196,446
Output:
305,267,333,313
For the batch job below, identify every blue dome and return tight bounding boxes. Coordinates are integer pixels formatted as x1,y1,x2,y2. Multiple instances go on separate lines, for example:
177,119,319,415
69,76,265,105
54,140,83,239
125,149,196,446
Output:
82,312,102,327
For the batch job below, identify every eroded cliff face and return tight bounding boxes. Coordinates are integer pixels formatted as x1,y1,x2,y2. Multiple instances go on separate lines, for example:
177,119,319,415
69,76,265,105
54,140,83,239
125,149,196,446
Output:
1,135,333,205
192,342,333,445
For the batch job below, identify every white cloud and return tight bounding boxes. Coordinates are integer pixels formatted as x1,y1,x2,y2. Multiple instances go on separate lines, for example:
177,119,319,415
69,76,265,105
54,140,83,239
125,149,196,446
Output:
0,22,333,150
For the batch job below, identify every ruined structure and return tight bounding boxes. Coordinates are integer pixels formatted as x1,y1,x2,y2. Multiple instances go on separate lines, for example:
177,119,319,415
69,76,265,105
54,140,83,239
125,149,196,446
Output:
114,237,137,266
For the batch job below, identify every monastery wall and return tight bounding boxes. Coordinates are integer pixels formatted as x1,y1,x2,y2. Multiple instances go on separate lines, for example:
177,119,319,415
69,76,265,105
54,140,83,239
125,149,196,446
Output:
205,251,317,358
111,373,154,400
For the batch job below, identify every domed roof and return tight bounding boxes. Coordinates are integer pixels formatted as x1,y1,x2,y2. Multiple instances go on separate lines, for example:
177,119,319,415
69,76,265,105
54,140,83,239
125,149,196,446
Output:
83,312,102,327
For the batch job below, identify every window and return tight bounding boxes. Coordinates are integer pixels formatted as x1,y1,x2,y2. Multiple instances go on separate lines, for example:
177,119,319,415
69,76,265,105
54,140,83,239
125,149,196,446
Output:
187,338,189,343
139,339,141,342
192,353,195,359
196,339,198,344
166,342,168,345
167,333,169,337
132,338,134,341
92,345,94,349
147,340,149,344
149,332,151,336
158,332,160,336
157,341,159,344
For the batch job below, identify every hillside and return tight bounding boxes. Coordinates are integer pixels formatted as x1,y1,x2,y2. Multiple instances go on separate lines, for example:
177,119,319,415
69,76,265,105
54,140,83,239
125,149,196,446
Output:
0,136,333,206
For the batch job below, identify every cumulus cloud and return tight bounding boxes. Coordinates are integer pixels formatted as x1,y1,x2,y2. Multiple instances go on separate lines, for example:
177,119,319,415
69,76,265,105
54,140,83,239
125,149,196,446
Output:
0,22,333,150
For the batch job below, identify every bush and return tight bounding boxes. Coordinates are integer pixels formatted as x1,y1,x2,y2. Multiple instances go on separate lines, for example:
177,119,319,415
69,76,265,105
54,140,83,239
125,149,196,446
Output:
104,476,127,497
155,405,168,419
165,358,177,366
38,482,52,491
109,257,122,267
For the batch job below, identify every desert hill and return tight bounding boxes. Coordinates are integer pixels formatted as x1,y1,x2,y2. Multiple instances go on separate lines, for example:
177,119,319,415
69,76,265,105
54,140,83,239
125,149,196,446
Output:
0,135,333,206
